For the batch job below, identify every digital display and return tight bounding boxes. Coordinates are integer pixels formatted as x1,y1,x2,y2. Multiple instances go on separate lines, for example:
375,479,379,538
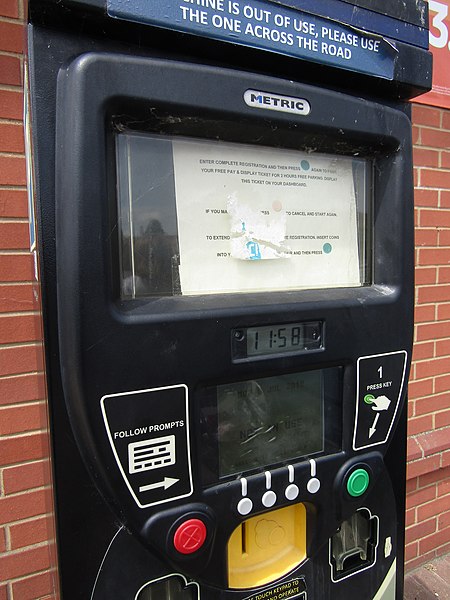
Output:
232,320,323,360
217,371,324,477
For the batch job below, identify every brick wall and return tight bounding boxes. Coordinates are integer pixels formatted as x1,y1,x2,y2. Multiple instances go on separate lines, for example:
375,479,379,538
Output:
0,2,449,595
0,1,58,598
405,104,450,570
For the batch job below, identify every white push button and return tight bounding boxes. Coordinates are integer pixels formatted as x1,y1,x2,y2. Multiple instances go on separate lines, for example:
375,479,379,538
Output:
262,490,277,508
307,478,320,494
285,483,299,501
237,497,253,516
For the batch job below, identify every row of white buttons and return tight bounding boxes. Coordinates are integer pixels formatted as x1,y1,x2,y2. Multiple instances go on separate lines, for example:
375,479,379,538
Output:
237,477,320,515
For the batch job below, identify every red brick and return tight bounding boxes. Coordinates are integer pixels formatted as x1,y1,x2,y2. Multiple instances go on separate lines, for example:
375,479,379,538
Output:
0,189,28,218
412,341,434,360
415,357,450,380
419,208,450,227
436,410,450,428
0,284,39,313
438,230,450,247
414,148,440,168
414,188,439,207
406,478,417,494
0,54,21,86
417,285,450,304
0,155,26,185
0,314,42,344
0,122,24,153
415,267,437,285
0,253,34,282
438,478,450,496
438,511,450,530
414,305,435,323
421,168,450,189
415,228,438,246
435,374,450,393
0,221,29,249
0,545,51,581
441,190,450,208
437,266,450,284
0,21,24,53
3,459,51,495
0,489,49,526
0,402,48,436
409,378,433,400
406,484,436,508
442,450,450,468
408,399,414,418
436,339,450,357
0,527,6,553
421,128,450,149
0,373,46,406
407,415,433,436
404,541,418,562
406,506,416,526
0,344,44,377
0,431,49,467
419,526,450,554
10,515,54,550
413,105,442,128
418,248,450,267
417,428,450,457
405,518,436,544
11,571,56,600
436,541,450,557
419,466,450,488
437,303,450,320
0,89,23,120
416,392,449,415
414,167,419,187
407,454,441,480
442,110,450,130
407,437,422,461
0,586,6,600
412,125,420,145
416,321,450,342
442,152,450,170
417,495,450,521
0,0,19,18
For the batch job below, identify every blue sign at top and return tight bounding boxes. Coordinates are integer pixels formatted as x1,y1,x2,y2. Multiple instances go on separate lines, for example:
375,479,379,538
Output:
107,0,397,80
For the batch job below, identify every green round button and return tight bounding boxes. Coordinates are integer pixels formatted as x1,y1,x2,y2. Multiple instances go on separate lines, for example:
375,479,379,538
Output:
347,468,370,497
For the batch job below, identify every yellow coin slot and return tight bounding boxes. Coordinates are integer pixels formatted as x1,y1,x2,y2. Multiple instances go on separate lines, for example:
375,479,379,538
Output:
227,503,307,589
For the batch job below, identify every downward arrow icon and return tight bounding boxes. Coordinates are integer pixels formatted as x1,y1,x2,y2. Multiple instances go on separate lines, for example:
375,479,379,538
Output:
369,413,380,439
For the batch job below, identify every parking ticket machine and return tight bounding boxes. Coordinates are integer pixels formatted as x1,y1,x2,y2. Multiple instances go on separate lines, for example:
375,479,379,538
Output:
27,0,432,598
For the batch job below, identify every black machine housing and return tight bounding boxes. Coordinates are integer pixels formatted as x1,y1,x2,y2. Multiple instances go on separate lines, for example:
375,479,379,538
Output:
27,0,431,598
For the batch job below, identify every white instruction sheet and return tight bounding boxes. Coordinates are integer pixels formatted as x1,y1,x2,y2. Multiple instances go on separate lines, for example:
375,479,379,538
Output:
172,138,362,295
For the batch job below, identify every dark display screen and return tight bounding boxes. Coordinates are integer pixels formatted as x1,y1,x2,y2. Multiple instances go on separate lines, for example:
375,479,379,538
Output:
217,370,324,477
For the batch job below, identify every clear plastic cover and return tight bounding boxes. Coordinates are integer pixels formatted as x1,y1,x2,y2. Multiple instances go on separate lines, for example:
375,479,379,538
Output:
116,132,371,298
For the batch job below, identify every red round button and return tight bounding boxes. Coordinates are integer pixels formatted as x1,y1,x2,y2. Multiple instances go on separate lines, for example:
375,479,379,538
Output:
173,519,207,555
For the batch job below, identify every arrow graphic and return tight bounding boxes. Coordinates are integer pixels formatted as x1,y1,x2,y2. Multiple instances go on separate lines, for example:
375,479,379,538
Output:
369,413,380,439
139,477,179,493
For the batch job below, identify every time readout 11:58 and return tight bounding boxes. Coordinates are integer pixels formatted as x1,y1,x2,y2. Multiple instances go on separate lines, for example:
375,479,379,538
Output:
243,322,322,357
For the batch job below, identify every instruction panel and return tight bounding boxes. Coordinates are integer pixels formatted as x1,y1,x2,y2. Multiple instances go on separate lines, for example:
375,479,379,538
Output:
172,138,364,295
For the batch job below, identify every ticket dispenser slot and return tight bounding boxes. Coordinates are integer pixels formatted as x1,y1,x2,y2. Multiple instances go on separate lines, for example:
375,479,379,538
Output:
26,0,430,593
